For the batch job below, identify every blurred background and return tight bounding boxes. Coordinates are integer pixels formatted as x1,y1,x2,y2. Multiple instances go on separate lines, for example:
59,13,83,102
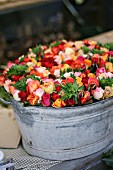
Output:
0,0,113,65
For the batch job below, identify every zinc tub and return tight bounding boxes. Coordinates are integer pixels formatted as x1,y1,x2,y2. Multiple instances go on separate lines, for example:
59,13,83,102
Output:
1,97,113,160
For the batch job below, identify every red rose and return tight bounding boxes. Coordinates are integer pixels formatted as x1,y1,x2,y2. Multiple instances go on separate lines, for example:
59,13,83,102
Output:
99,59,106,68
56,85,61,92
58,42,65,51
11,75,22,81
0,76,5,86
80,91,90,104
19,91,28,102
51,46,60,55
24,57,31,63
66,77,74,84
52,93,60,101
88,77,99,87
42,93,50,107
44,52,54,58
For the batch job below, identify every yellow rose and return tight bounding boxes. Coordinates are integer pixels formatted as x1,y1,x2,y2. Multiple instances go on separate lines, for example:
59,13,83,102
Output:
76,77,83,87
106,62,113,72
41,82,55,94
31,58,37,65
61,64,70,71
52,99,66,108
88,73,96,78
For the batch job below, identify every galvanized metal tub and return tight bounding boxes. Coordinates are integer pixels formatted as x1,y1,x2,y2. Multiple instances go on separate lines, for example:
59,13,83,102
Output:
1,97,113,160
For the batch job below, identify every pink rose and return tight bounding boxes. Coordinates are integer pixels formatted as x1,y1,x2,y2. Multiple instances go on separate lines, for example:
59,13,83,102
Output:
93,87,104,100
96,67,106,76
42,93,50,107
7,62,15,69
74,72,81,77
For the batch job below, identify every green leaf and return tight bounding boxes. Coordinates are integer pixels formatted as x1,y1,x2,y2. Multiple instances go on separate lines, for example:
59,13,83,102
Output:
7,65,28,77
91,49,104,55
82,46,89,54
32,45,40,54
61,80,84,102
11,78,27,91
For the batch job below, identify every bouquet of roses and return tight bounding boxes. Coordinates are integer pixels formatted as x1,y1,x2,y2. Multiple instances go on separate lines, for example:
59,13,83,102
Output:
0,39,113,108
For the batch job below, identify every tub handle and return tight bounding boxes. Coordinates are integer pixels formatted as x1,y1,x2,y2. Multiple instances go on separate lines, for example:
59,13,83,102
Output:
0,97,11,105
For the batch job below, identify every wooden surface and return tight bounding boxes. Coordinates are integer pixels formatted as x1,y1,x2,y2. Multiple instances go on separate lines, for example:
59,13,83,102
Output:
0,0,53,11
89,30,113,43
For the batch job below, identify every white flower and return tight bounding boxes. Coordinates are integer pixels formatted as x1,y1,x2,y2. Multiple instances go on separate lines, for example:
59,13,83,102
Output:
35,67,46,73
54,55,62,65
26,78,32,84
54,69,60,77
33,88,44,100
65,47,74,56
13,90,21,101
64,72,73,78
93,87,104,100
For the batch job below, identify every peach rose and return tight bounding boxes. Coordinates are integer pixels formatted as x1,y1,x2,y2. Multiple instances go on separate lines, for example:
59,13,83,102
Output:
27,80,40,94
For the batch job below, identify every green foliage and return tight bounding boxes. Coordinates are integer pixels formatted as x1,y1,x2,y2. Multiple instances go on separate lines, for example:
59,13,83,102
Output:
103,42,113,51
26,74,40,81
11,78,27,91
99,78,113,89
82,46,104,55
102,149,113,168
61,80,84,103
90,49,104,55
0,86,11,106
7,65,28,77
109,56,113,63
32,45,40,55
82,46,89,54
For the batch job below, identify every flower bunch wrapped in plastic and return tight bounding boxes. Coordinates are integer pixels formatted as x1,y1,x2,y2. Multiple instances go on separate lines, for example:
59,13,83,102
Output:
0,39,113,108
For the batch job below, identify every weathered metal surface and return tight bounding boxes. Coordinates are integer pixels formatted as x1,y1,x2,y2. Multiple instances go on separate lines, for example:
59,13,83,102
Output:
1,97,113,160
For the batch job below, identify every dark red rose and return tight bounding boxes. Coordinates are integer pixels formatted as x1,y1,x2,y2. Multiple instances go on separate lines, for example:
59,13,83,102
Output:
19,91,28,102
52,93,60,101
41,57,55,68
42,93,50,107
65,98,75,106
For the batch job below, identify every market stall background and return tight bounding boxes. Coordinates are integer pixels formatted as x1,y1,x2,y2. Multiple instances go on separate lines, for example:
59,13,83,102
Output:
0,0,113,66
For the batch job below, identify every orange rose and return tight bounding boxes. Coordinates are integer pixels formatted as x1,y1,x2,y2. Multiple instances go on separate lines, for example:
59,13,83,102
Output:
52,99,66,108
27,80,40,94
84,59,92,67
27,94,39,105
